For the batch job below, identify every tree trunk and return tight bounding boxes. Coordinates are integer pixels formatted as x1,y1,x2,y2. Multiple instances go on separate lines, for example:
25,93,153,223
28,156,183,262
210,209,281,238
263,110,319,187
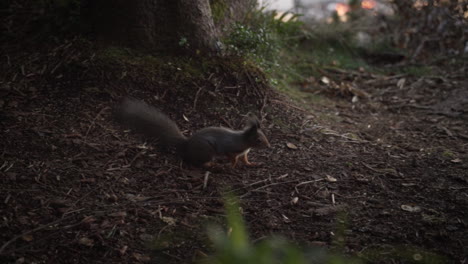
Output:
89,0,178,51
177,0,220,54
89,0,226,54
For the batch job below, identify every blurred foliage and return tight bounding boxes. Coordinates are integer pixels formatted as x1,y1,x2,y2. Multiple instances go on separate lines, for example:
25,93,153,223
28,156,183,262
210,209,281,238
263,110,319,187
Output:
210,0,228,24
199,195,360,264
389,0,466,60
196,195,446,264
220,1,427,91
327,0,467,63
223,7,306,70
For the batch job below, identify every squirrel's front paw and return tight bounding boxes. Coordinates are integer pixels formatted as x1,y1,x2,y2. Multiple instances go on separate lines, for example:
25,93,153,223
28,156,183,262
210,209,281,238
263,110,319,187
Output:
245,161,263,167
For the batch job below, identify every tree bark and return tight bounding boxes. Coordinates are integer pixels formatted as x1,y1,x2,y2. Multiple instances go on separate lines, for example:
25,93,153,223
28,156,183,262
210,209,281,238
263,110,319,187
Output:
90,0,227,54
177,0,220,54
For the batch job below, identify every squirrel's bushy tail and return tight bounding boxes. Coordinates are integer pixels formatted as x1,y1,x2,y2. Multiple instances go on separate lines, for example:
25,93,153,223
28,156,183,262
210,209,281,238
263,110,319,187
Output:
115,98,187,148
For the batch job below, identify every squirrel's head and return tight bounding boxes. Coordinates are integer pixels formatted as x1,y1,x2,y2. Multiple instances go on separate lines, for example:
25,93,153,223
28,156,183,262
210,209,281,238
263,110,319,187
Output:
244,114,271,148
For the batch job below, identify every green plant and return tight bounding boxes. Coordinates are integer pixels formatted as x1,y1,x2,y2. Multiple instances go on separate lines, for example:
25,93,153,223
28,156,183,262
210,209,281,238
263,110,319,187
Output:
201,195,309,264
179,37,190,48
223,8,305,70
200,195,362,264
210,0,228,23
198,195,446,264
224,23,275,58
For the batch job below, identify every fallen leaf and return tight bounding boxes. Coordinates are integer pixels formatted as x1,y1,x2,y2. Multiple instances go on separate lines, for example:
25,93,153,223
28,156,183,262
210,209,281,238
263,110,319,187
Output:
107,194,118,202
120,71,127,79
49,199,69,208
326,175,337,182
413,253,423,261
22,234,33,242
313,205,347,216
119,245,128,255
182,114,189,121
81,216,97,224
421,210,445,224
6,172,17,181
194,250,208,258
109,211,127,217
161,216,176,226
397,78,406,89
320,76,330,85
100,220,112,228
80,178,95,183
401,204,421,213
57,207,69,214
291,197,299,204
78,237,94,247
135,144,149,150
9,101,19,108
310,241,327,247
134,196,152,202
450,158,461,163
139,233,154,242
349,85,370,98
286,142,298,150
133,253,150,262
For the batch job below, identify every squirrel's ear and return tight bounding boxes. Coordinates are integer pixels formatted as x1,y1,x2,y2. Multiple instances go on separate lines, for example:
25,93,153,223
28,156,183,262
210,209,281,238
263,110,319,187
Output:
245,120,259,136
246,113,261,129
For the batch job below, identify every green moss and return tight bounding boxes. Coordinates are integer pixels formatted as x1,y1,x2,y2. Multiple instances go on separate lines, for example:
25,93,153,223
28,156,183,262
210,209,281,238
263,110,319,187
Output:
441,149,456,158
98,47,207,78
95,46,269,100
210,0,228,24
399,65,433,76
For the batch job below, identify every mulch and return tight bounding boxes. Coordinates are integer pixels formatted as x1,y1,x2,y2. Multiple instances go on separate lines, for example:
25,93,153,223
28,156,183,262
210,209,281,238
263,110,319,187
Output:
1,39,467,263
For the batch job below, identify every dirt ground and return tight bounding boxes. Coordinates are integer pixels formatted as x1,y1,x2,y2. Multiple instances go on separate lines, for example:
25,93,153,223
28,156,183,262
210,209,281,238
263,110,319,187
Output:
1,41,467,263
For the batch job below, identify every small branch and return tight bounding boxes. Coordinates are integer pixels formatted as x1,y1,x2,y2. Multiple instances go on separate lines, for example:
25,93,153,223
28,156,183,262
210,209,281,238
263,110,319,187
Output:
0,217,71,255
203,171,210,190
240,180,301,198
85,106,109,138
193,85,204,110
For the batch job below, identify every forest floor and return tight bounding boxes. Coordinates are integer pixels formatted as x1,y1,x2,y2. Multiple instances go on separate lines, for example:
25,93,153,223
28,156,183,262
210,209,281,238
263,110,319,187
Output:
1,39,467,264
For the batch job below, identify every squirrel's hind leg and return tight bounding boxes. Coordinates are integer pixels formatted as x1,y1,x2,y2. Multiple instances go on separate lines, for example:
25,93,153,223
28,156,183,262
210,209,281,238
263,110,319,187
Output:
229,149,262,168
202,161,216,168
240,149,262,167
241,151,252,165
229,154,239,168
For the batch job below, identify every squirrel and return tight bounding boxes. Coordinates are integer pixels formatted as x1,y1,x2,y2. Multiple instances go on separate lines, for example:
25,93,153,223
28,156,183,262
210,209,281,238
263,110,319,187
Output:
115,98,270,168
